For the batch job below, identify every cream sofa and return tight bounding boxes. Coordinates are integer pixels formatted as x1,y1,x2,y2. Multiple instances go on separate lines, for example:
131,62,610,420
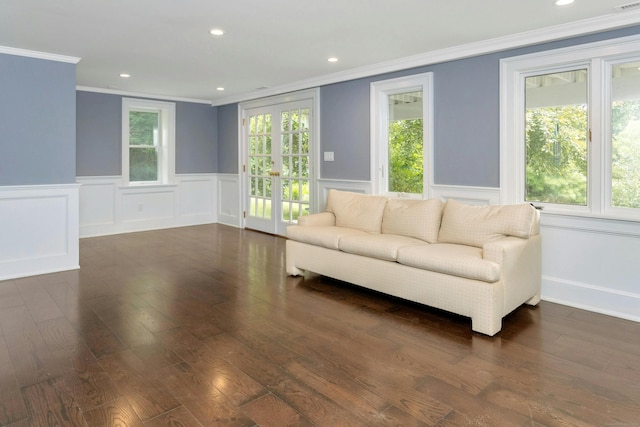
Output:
286,189,541,336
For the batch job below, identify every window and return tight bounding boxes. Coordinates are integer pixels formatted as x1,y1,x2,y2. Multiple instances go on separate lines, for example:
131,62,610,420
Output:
371,73,433,198
501,35,640,221
122,98,175,185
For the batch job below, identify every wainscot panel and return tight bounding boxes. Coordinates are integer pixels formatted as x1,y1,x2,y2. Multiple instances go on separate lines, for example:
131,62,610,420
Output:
0,184,80,280
217,174,241,227
77,174,217,237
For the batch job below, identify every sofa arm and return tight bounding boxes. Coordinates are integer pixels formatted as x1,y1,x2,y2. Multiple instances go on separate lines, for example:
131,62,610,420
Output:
298,211,336,227
483,235,542,311
483,236,528,265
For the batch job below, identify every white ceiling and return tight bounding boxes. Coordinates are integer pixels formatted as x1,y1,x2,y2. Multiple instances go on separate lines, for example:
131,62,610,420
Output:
1,0,640,105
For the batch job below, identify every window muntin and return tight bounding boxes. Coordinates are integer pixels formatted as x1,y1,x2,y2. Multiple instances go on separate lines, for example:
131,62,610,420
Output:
524,69,588,206
122,98,175,185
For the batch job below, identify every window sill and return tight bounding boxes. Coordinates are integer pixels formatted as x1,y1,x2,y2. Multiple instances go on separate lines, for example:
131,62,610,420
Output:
119,182,178,190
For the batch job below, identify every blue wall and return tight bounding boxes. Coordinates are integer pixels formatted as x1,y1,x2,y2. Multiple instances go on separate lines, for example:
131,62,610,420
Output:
0,54,76,185
310,25,640,185
76,91,218,176
217,103,239,174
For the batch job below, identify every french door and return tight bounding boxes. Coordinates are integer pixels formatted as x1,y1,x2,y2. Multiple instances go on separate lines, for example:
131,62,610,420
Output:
244,99,312,235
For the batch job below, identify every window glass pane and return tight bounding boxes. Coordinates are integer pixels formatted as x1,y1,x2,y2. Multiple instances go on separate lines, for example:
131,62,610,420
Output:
129,147,158,181
388,91,423,194
525,70,588,205
611,61,640,209
129,111,158,146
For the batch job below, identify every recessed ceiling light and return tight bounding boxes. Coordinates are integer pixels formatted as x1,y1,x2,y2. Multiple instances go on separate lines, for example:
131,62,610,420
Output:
555,0,574,5
120,73,130,78
209,28,224,36
328,57,338,63
216,87,225,91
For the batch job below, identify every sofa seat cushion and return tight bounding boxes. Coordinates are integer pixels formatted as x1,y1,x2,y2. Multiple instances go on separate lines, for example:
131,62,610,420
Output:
381,198,443,243
396,243,501,282
286,225,369,250
338,234,425,262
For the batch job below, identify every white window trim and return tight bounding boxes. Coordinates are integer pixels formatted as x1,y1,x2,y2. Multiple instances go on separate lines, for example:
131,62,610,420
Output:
500,33,640,222
370,72,434,198
122,98,176,186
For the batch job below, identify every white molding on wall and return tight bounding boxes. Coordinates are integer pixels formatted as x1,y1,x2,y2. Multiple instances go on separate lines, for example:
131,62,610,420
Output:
211,11,640,106
0,184,80,280
77,174,218,237
430,184,501,205
216,174,241,228
76,86,212,105
542,276,640,323
0,45,81,63
317,179,373,211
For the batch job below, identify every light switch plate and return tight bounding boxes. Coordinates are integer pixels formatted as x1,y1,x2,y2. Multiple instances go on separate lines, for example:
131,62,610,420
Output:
324,151,334,161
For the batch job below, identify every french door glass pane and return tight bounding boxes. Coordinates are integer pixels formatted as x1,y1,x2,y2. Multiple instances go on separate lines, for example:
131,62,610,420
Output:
248,113,272,219
281,108,309,222
388,91,423,194
611,61,640,208
524,70,588,205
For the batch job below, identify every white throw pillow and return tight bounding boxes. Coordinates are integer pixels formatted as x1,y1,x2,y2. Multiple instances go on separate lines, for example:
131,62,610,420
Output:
326,189,387,233
438,199,536,248
381,198,443,243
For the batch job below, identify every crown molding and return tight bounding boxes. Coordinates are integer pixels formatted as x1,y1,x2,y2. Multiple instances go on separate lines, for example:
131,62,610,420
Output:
0,46,81,64
76,86,212,105
210,10,640,106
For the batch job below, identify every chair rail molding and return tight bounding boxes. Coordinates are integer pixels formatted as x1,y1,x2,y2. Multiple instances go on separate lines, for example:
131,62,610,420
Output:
0,183,80,280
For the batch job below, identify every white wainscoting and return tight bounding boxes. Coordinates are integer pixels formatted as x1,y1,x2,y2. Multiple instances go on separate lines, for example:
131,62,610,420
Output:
77,174,218,237
539,214,640,323
316,179,372,211
216,174,241,228
0,184,80,280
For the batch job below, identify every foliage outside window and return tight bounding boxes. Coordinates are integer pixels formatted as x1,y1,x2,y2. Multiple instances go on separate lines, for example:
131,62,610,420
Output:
611,62,640,209
525,70,588,206
371,73,432,198
388,91,424,194
129,111,159,182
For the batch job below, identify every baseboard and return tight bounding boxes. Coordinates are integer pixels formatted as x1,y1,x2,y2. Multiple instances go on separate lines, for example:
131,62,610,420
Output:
541,276,640,323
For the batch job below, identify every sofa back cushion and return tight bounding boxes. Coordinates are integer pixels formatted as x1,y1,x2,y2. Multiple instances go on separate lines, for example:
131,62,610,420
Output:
381,198,443,243
438,199,536,248
326,189,388,233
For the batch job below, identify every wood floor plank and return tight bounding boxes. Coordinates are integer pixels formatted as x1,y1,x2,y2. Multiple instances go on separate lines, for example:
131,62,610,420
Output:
98,350,181,422
21,377,88,427
241,393,314,427
0,224,638,426
82,396,144,427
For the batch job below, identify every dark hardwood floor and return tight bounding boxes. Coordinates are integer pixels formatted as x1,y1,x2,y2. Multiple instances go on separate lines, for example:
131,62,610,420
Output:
0,224,639,426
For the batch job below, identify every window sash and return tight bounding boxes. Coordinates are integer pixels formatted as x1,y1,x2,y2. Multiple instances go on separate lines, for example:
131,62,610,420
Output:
500,34,640,222
122,98,175,186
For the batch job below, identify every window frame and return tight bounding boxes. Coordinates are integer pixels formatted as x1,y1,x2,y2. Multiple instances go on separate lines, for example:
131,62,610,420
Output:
500,34,640,221
370,72,434,198
122,98,176,186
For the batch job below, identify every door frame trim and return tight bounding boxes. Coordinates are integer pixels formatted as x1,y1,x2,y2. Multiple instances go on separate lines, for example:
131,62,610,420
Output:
238,88,321,232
